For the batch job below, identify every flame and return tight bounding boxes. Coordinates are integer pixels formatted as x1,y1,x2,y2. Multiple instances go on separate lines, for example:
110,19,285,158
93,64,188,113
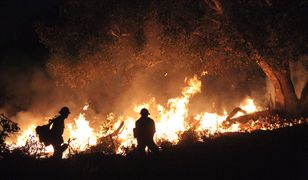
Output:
6,124,54,156
83,104,89,111
240,98,259,113
156,76,201,142
5,75,306,157
15,124,36,147
195,112,228,134
67,113,97,151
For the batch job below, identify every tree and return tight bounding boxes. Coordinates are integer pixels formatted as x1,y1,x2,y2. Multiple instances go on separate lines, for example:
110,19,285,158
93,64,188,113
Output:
0,114,20,153
201,0,308,115
36,0,307,116
35,0,153,87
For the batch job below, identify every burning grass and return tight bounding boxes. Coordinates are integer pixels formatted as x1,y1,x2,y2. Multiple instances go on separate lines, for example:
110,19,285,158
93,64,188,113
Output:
3,75,308,158
1,123,307,180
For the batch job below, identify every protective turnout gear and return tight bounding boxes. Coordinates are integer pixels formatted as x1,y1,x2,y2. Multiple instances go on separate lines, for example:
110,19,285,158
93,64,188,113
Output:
135,108,159,155
36,107,70,159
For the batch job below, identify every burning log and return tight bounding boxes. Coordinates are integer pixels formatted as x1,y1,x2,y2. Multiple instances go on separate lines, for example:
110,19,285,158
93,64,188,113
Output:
224,109,283,126
226,107,247,121
89,121,125,154
110,121,125,137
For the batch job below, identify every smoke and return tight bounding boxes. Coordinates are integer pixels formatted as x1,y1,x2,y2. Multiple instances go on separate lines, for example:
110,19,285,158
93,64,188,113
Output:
290,56,308,99
189,64,268,115
0,17,270,139
264,78,275,108
260,56,308,110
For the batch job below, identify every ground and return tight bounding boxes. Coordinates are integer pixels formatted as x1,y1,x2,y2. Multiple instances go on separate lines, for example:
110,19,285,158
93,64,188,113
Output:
1,123,307,180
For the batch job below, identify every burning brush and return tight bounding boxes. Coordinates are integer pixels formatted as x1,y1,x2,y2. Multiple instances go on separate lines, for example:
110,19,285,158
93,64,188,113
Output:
3,75,307,158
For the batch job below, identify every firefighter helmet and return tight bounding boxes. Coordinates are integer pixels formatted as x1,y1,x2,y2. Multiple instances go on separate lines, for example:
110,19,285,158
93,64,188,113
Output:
140,108,150,116
59,106,70,115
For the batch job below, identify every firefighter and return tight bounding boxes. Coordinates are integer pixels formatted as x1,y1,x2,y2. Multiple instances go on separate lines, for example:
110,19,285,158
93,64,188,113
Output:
134,108,159,155
49,106,70,159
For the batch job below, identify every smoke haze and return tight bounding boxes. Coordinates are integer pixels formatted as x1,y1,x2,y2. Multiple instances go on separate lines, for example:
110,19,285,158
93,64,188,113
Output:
1,3,307,138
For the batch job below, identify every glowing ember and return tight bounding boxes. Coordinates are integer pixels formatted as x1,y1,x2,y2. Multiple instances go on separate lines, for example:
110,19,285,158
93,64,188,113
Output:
195,112,228,134
83,104,89,111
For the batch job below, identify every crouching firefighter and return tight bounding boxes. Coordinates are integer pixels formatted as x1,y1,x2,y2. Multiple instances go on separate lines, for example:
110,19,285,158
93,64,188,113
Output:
133,108,159,156
36,107,70,159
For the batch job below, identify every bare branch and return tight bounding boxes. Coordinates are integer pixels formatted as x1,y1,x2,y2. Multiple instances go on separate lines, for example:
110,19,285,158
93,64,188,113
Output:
204,0,223,15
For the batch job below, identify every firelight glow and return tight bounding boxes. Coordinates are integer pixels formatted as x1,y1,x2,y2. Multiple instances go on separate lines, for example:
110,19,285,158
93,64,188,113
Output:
5,75,304,157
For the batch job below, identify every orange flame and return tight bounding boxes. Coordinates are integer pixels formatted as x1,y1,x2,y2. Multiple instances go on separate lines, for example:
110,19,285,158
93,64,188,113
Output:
5,75,305,157
67,113,97,152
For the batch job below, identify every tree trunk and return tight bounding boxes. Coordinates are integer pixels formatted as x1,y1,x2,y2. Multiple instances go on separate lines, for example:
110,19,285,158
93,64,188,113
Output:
275,69,299,115
300,82,308,116
256,59,299,115
256,59,285,109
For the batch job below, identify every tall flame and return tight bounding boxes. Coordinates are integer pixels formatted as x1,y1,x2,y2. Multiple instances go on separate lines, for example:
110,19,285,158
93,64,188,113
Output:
5,75,305,157
67,113,97,151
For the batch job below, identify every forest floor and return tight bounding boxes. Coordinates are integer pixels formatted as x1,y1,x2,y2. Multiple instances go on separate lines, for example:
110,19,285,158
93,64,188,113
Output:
0,123,307,180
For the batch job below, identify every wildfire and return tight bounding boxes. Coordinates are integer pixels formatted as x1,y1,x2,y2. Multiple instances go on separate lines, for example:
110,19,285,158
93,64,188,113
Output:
6,124,54,155
67,113,97,151
14,124,37,147
5,75,305,157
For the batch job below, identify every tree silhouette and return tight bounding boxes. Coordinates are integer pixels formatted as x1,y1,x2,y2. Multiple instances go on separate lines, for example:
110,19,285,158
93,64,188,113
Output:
0,114,20,153
36,0,307,115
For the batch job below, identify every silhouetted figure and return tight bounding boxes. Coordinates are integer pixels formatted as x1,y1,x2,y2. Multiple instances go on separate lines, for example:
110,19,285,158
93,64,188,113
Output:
49,107,70,159
134,108,159,156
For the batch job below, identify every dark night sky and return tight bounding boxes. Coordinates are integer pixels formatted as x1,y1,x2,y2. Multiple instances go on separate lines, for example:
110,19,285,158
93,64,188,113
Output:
0,0,59,67
0,0,60,109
